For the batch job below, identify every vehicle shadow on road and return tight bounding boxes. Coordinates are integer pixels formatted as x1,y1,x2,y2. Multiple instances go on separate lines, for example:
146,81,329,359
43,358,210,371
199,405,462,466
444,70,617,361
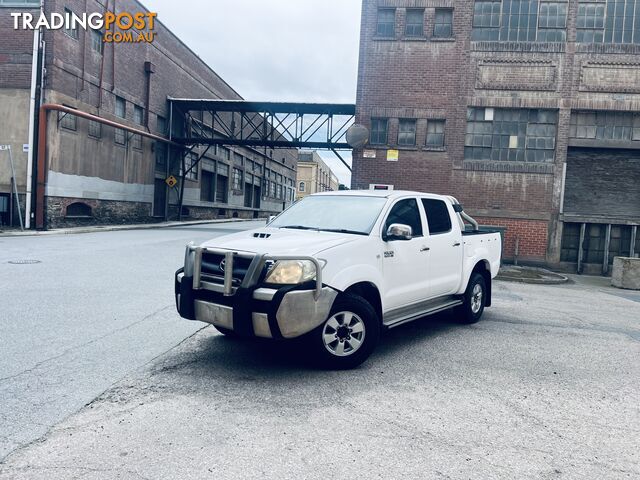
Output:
152,311,463,382
376,310,464,357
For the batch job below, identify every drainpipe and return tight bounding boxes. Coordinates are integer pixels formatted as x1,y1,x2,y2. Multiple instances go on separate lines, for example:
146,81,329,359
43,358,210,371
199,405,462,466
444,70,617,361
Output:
35,104,183,230
25,1,44,229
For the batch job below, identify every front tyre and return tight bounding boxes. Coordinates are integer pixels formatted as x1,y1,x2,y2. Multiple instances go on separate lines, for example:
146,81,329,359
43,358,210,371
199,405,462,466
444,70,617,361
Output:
458,272,487,324
308,293,380,370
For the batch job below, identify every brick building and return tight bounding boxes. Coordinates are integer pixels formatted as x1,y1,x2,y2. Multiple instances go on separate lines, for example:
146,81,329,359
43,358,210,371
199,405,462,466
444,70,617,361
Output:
296,150,340,200
352,0,640,274
0,0,297,229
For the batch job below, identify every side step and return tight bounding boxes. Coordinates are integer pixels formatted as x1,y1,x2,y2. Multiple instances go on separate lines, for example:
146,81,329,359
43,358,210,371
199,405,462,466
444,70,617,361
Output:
383,296,463,329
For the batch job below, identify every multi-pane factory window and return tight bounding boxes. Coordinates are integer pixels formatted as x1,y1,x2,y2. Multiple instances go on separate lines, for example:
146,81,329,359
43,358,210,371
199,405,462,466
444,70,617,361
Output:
133,105,143,125
585,224,607,264
405,9,424,37
115,96,125,118
433,9,454,38
465,108,558,162
0,0,41,5
155,144,166,172
88,120,101,138
370,118,388,145
426,120,446,148
561,223,637,265
398,119,417,146
377,8,396,37
156,115,166,135
64,8,78,39
114,128,126,145
577,0,640,44
501,0,540,41
472,0,568,42
569,111,640,141
576,2,606,42
232,168,243,190
537,2,568,41
183,153,198,181
473,1,502,40
218,146,230,161
560,223,581,262
609,225,633,264
132,105,143,149
114,102,126,142
91,30,103,54
59,111,77,131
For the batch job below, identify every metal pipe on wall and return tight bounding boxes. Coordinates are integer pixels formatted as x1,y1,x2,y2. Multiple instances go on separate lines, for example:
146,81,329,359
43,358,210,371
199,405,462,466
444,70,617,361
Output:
35,104,183,230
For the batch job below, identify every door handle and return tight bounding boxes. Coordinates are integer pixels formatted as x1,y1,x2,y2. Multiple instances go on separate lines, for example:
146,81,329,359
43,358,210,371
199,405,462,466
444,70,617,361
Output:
452,242,461,247
420,246,430,252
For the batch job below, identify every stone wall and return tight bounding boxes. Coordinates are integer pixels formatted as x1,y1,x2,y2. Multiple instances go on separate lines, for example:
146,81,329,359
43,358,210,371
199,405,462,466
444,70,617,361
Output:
46,196,154,229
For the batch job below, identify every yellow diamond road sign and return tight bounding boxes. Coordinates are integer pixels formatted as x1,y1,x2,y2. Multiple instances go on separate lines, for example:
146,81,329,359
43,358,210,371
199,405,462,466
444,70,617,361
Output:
165,175,177,187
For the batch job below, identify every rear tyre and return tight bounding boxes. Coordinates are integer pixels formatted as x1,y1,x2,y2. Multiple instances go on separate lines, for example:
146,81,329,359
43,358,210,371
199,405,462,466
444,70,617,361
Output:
307,293,380,370
457,272,487,324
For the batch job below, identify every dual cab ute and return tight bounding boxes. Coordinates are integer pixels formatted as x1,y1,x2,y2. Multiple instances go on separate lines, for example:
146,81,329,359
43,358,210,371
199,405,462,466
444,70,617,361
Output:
175,190,501,368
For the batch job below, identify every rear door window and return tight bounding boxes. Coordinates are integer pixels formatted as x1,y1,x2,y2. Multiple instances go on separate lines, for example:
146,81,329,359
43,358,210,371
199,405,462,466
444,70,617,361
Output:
422,199,452,235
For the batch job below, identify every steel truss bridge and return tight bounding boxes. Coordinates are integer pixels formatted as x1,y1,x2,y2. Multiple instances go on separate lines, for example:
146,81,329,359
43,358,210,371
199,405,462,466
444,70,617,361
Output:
166,98,359,220
168,98,356,151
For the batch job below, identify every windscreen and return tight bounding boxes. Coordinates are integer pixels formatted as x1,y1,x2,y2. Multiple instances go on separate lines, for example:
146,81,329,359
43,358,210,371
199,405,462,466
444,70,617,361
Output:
269,195,387,235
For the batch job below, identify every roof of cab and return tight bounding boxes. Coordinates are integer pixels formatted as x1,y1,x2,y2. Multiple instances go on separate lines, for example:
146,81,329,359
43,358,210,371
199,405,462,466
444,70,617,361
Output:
312,189,449,200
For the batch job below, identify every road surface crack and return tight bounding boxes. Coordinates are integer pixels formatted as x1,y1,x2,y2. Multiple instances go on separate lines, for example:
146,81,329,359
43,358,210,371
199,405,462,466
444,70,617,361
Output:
0,304,175,384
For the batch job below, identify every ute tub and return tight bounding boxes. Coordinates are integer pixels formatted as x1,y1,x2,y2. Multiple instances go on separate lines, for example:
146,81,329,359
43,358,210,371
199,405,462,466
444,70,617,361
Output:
175,245,338,339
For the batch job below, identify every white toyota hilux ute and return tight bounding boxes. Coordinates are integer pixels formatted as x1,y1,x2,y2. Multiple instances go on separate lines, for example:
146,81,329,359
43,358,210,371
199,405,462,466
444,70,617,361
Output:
175,190,501,369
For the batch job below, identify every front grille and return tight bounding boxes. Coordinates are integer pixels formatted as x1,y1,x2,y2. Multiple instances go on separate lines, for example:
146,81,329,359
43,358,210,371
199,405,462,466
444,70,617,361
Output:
200,251,254,285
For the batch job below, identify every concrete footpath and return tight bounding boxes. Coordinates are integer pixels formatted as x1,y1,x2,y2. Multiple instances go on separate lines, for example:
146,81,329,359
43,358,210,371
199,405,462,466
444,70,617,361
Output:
0,217,262,237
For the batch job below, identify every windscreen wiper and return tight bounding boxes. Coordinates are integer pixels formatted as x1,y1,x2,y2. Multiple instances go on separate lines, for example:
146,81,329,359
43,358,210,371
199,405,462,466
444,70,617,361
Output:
279,225,319,231
320,228,367,236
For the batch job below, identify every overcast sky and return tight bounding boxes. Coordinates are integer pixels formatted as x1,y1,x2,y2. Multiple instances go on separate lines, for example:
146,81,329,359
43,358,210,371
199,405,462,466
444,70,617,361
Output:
143,0,362,185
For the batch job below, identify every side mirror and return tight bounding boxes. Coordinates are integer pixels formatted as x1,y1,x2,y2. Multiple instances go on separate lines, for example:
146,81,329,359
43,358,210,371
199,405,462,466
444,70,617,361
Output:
267,215,277,224
384,223,412,241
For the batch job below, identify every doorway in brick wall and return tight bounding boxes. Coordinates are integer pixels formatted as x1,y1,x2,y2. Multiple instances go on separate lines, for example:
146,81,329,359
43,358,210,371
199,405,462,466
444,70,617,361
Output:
153,179,166,218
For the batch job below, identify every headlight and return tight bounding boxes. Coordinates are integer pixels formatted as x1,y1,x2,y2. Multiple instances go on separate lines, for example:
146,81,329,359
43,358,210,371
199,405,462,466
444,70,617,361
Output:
264,260,317,285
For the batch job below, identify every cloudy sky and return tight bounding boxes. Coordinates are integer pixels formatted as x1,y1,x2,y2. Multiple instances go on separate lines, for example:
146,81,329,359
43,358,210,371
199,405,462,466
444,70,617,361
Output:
143,0,362,185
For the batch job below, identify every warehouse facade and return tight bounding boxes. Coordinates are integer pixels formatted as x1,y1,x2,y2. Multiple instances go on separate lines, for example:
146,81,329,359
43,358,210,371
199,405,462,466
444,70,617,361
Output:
0,0,297,230
353,0,640,274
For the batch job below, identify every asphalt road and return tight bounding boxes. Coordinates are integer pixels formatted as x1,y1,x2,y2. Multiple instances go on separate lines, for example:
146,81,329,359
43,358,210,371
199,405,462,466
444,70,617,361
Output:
0,220,266,461
1,258,639,478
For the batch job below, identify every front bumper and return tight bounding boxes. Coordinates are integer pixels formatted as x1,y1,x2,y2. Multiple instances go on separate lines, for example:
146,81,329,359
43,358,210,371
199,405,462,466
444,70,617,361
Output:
174,248,338,339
